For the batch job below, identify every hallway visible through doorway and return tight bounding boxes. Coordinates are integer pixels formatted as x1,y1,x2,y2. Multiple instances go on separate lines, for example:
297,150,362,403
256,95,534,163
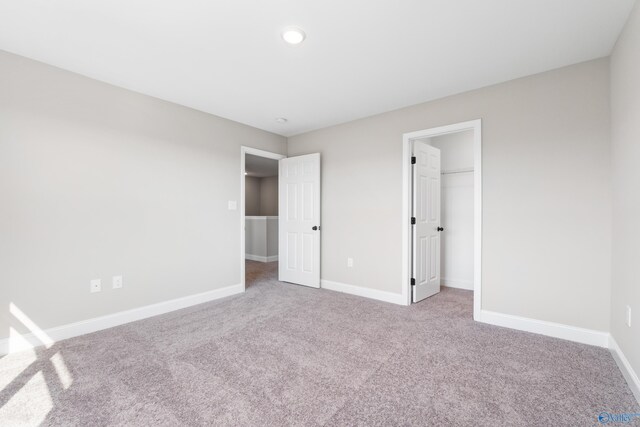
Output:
245,259,278,289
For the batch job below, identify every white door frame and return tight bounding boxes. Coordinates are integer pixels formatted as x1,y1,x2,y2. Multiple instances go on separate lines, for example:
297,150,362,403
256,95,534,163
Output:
401,119,482,320
240,146,287,291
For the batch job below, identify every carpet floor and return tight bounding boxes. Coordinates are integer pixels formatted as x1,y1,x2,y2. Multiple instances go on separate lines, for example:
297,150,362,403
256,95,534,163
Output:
0,260,638,426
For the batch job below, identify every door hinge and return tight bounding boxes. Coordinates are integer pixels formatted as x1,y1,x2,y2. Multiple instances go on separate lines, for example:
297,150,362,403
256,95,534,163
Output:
411,156,416,164
411,217,416,225
411,278,416,286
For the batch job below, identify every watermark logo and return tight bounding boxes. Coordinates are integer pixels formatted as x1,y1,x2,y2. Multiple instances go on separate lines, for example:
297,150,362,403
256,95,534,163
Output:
598,412,640,424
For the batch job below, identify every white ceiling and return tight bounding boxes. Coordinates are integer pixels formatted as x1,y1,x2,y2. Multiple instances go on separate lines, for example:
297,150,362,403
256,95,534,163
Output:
0,0,635,136
245,154,278,178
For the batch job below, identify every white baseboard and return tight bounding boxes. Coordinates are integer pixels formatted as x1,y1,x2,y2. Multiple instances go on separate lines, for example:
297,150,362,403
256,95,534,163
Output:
609,335,640,405
245,254,278,263
479,312,640,403
477,310,609,348
0,283,243,355
442,278,474,291
320,279,405,305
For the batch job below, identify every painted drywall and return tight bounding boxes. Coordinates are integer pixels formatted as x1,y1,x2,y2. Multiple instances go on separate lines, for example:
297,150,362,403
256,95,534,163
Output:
260,176,278,216
245,176,262,216
245,217,266,258
288,58,612,332
610,1,640,383
429,130,475,171
245,217,278,259
245,175,278,216
266,217,278,257
429,131,474,290
0,50,286,341
245,217,278,260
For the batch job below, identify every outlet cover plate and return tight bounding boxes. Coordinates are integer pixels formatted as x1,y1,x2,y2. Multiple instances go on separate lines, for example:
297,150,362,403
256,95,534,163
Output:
113,276,123,289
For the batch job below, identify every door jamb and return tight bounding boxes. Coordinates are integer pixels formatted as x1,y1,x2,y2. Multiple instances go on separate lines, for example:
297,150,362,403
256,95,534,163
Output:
240,146,287,291
401,119,482,320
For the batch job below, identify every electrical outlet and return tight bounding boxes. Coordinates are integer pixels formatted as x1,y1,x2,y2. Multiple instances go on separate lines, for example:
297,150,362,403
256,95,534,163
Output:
228,200,237,210
626,305,632,328
347,257,353,268
90,279,101,293
113,275,123,289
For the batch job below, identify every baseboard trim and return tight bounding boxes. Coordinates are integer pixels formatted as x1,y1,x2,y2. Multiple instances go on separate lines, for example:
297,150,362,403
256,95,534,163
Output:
442,278,474,291
245,254,278,263
477,310,609,348
320,279,405,305
609,335,640,405
0,283,244,355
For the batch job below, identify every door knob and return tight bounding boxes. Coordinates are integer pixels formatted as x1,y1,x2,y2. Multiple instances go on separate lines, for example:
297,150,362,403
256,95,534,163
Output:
437,227,444,232
312,226,318,231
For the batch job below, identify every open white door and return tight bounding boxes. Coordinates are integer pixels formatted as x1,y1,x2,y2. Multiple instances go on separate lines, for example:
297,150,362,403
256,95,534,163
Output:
412,141,442,302
278,153,321,288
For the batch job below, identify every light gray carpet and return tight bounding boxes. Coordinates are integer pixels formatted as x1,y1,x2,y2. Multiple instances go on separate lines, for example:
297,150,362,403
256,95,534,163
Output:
1,260,638,426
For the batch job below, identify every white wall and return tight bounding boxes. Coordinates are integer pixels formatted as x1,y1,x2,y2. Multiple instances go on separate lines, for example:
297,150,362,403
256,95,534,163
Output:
245,217,278,261
288,58,612,332
610,1,640,384
428,131,474,290
245,217,266,258
429,130,475,171
0,50,287,341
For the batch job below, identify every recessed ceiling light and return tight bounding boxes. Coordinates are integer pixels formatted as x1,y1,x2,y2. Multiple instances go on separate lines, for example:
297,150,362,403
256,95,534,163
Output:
275,117,288,123
282,27,306,45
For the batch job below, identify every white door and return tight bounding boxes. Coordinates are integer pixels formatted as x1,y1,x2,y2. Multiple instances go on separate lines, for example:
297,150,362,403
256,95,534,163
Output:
412,141,442,302
278,153,321,288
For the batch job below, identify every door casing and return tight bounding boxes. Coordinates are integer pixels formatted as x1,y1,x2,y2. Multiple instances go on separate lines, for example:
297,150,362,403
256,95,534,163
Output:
240,146,287,291
401,120,482,320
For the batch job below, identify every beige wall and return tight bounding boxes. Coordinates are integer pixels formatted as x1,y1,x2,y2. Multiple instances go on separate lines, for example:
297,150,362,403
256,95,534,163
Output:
0,50,286,340
245,176,262,216
289,58,612,331
259,176,278,216
245,175,278,216
0,47,620,342
610,2,640,381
